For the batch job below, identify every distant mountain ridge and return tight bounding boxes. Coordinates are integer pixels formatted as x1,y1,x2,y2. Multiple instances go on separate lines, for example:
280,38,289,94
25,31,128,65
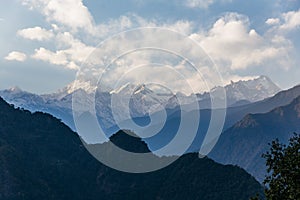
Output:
220,84,300,132
199,75,281,107
0,97,264,200
209,95,300,182
132,84,299,154
0,75,281,132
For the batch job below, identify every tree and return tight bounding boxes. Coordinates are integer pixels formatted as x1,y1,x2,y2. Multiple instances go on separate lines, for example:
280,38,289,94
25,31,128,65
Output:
251,133,300,200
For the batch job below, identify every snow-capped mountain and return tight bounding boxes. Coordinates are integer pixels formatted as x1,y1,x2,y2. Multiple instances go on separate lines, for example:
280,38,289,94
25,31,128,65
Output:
42,79,96,101
211,75,281,106
195,75,281,108
0,75,281,132
0,86,45,111
109,83,175,116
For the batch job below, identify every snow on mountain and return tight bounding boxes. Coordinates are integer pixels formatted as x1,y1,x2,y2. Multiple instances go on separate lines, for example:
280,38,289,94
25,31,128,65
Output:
0,75,281,132
198,75,281,107
223,75,281,104
0,87,45,111
42,80,96,101
108,83,174,119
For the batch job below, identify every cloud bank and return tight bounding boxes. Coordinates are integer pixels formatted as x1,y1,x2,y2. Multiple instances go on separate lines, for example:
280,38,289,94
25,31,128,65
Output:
5,0,297,92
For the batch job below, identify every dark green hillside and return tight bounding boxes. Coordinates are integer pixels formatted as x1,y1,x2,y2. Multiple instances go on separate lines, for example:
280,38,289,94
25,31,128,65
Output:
0,97,263,200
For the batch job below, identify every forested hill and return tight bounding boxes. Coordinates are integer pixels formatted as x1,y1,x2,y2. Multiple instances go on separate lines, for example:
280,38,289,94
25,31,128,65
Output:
0,97,263,200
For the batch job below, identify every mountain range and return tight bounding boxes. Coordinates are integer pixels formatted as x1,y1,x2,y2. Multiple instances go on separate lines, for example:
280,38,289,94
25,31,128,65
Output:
136,83,300,182
0,97,264,200
198,75,280,107
0,75,281,133
1,76,299,183
133,84,300,154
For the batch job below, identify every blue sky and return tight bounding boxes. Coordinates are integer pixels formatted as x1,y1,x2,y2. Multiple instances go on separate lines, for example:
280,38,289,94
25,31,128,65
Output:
0,0,300,94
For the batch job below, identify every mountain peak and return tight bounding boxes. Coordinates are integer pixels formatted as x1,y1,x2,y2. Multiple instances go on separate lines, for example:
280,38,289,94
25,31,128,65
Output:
234,114,259,128
222,75,281,104
8,86,22,93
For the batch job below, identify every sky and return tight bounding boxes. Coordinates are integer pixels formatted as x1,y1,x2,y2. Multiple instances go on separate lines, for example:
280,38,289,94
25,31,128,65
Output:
0,0,300,94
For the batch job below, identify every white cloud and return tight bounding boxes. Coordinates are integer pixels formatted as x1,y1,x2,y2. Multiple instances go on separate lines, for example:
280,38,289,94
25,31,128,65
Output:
66,61,80,70
32,47,68,66
55,32,95,63
185,0,214,9
22,0,95,34
51,23,59,31
31,32,95,70
93,15,137,39
62,13,193,39
184,0,232,9
190,13,292,70
18,26,54,41
162,20,194,35
41,13,290,92
5,51,27,62
43,14,193,70
17,0,296,92
266,9,300,31
279,9,300,30
15,9,195,72
266,18,280,25
91,14,192,39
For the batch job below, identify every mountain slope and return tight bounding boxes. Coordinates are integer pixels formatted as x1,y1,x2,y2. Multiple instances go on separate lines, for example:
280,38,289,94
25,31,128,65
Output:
209,95,300,182
0,97,264,200
136,84,299,153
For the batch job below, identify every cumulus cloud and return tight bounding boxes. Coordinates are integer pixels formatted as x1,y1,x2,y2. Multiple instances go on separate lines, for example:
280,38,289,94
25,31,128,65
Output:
266,9,300,31
20,0,194,38
27,12,292,91
18,26,54,41
93,15,138,39
162,20,193,35
17,0,296,92
55,32,95,63
24,13,193,72
279,9,300,30
31,32,95,70
22,0,95,34
32,47,68,65
91,14,193,39
190,13,292,70
5,51,27,62
266,18,280,25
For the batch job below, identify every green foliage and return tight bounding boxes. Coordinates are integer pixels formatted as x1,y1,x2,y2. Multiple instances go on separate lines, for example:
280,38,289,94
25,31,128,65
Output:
251,133,300,200
250,193,261,200
263,133,300,200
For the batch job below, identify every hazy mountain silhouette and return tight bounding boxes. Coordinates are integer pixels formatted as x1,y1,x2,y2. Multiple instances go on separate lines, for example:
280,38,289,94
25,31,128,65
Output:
209,95,300,182
0,97,264,200
140,84,300,153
